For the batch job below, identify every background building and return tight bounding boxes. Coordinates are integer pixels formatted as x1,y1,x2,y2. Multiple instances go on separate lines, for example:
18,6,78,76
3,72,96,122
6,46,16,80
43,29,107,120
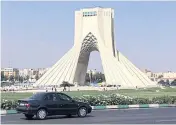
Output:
1,68,19,78
1,67,176,85
142,69,176,83
1,67,49,83
161,71,176,82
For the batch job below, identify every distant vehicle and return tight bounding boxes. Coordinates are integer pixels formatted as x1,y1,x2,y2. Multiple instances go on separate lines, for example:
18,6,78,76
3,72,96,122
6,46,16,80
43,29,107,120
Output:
16,92,92,120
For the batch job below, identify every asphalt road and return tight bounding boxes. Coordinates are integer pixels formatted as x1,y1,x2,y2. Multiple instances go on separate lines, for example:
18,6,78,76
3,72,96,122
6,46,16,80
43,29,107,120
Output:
1,107,176,124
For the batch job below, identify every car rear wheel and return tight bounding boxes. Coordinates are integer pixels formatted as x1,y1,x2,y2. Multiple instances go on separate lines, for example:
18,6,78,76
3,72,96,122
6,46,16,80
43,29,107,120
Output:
36,109,47,120
25,114,34,119
77,107,87,117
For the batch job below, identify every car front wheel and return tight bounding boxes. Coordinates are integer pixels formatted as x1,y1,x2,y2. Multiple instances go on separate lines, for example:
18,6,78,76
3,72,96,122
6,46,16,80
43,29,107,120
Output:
77,107,87,117
25,114,34,119
36,109,47,120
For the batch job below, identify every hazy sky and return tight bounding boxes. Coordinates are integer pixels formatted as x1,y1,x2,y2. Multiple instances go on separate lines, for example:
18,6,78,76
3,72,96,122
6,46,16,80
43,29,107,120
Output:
1,1,176,72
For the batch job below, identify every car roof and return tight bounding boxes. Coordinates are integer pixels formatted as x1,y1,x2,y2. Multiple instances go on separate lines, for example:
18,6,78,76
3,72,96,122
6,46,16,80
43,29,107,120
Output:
36,92,65,95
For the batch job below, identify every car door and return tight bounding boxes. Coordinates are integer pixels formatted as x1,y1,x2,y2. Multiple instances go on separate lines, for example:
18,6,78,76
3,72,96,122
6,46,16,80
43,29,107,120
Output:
56,93,79,115
43,93,58,115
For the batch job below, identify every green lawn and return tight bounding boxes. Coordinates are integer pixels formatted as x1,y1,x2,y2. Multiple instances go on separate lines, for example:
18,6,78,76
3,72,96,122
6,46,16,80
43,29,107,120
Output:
1,87,176,101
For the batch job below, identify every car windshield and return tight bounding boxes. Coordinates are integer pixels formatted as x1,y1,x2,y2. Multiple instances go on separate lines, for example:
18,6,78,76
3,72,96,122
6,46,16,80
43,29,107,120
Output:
29,93,44,100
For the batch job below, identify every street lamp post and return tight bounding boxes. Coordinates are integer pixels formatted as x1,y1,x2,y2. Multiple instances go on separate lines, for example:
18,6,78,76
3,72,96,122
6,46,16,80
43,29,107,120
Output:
89,70,92,83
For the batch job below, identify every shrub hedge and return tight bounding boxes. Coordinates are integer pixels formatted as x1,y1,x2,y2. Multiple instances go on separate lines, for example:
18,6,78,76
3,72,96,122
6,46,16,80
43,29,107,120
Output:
1,94,176,110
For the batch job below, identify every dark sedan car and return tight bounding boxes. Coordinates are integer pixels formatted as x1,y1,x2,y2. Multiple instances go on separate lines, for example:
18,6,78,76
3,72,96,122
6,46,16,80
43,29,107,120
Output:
16,92,92,120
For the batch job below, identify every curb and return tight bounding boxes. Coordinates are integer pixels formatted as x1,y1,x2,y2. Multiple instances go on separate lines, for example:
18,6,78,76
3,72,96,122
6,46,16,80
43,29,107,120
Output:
91,104,176,110
1,104,176,115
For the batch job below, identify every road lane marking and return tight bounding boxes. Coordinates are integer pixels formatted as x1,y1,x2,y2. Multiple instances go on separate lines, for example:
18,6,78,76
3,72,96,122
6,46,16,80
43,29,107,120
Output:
156,119,176,122
1,120,22,124
1,113,21,117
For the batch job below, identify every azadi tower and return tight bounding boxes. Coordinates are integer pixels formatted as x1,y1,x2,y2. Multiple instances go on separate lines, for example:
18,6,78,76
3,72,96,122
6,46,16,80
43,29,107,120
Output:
35,7,157,89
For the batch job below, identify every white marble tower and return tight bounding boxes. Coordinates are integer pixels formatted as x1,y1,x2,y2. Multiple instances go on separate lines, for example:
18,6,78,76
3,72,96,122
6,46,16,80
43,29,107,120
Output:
35,7,157,89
